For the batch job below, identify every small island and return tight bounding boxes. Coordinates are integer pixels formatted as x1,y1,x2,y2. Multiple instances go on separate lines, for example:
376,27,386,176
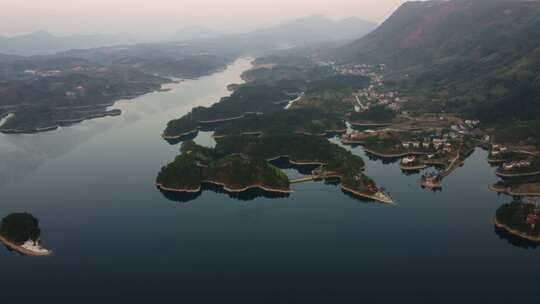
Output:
157,143,292,194
0,213,52,257
494,200,540,242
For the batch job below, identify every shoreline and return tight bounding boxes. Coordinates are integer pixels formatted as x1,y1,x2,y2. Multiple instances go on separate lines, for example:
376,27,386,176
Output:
266,155,326,166
198,115,245,125
0,234,52,257
495,170,540,178
400,164,427,171
349,121,392,128
214,128,346,140
341,185,394,204
493,218,540,242
157,180,293,195
488,185,540,197
162,129,199,140
0,64,233,136
0,109,122,135
288,172,393,204
363,148,429,159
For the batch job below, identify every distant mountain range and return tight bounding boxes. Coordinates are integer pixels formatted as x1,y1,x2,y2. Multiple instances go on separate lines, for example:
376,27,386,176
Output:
1,15,377,57
337,0,540,122
0,31,142,56
242,15,377,43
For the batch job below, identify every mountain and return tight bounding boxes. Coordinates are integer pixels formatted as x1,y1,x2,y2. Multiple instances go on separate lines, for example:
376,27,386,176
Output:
341,0,540,66
337,0,540,122
245,15,377,45
0,31,140,56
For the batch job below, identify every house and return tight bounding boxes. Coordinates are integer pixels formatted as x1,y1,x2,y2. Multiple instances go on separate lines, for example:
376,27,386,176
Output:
402,156,416,165
502,160,531,170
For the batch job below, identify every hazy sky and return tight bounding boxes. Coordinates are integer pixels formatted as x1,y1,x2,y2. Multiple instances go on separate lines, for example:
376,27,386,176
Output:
0,0,407,36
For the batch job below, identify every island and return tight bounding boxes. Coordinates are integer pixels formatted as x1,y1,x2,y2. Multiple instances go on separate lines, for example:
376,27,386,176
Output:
0,213,52,256
157,135,393,204
494,200,540,242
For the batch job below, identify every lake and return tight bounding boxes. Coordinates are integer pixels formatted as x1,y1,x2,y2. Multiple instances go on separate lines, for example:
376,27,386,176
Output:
0,58,538,303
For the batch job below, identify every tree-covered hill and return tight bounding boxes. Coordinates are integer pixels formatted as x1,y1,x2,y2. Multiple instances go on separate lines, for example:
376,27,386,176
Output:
336,0,540,124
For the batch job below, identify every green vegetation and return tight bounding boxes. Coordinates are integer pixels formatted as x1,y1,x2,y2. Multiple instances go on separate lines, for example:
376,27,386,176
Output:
491,120,540,145
282,75,371,114
0,45,233,133
0,213,41,245
157,151,290,192
214,109,345,137
306,75,370,97
496,201,540,239
340,0,540,125
158,134,374,197
164,84,291,137
0,106,121,132
498,156,540,175
489,151,529,162
349,105,396,123
215,134,364,169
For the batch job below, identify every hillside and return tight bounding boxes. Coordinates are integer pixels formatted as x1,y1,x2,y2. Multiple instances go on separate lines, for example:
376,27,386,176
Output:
249,15,377,43
337,0,540,123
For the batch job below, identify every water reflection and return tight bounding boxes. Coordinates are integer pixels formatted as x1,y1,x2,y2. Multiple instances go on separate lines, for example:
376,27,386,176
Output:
363,152,400,165
159,182,291,203
269,156,322,175
164,131,199,145
0,58,252,189
494,225,540,249
0,123,113,188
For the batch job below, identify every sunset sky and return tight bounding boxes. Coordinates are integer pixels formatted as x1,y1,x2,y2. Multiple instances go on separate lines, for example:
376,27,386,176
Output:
0,0,407,36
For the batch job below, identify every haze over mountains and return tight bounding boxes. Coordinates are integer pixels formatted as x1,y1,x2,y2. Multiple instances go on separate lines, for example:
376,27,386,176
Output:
0,31,142,56
0,15,377,57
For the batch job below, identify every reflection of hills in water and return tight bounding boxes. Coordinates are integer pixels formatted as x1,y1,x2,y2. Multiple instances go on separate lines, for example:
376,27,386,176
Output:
0,123,113,188
159,182,291,203
494,225,540,249
0,59,250,189
164,131,198,145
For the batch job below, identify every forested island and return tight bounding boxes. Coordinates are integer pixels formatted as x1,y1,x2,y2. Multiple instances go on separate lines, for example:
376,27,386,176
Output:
495,201,540,242
0,213,51,256
157,134,391,203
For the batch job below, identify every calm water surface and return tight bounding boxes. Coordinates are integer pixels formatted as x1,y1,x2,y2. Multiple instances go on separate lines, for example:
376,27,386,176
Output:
0,58,538,303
